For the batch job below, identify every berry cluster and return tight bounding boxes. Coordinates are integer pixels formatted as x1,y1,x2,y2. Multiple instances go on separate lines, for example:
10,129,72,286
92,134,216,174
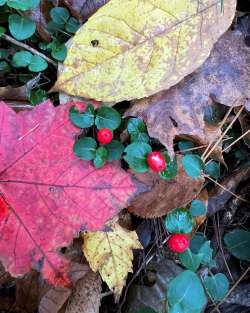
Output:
69,103,178,179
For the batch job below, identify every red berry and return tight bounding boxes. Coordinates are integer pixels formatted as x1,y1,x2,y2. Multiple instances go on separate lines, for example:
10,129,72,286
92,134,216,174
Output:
97,128,113,145
168,234,190,253
147,151,166,172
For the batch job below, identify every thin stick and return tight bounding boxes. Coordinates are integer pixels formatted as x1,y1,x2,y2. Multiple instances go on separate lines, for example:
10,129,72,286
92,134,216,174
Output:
202,106,234,159
203,106,244,162
205,175,249,203
2,33,57,67
222,129,250,153
209,265,250,313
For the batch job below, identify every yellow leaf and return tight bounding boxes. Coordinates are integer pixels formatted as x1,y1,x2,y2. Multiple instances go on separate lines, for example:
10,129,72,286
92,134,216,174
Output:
53,0,236,102
83,223,142,297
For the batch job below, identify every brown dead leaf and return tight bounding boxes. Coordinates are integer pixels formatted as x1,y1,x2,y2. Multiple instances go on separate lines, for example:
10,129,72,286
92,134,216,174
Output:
39,263,89,313
236,108,250,148
65,270,101,313
127,27,250,158
62,0,109,22
128,157,204,218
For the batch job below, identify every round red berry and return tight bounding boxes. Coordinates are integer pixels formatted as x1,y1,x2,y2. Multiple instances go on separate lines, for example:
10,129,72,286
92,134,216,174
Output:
168,234,190,253
97,128,113,145
147,151,166,172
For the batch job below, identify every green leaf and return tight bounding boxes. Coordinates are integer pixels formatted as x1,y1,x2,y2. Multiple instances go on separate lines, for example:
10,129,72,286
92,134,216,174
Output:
182,154,204,179
9,14,36,40
224,229,250,261
169,303,201,313
205,161,220,179
65,17,80,33
159,153,178,180
7,0,40,11
190,200,207,217
29,89,47,105
50,7,70,25
203,273,229,301
69,105,95,128
178,140,194,152
51,43,67,61
0,26,6,35
124,142,152,173
189,233,215,267
13,51,32,67
95,106,121,130
167,270,207,311
0,0,6,6
93,146,108,168
164,208,194,234
127,117,149,143
47,21,65,33
106,140,124,162
0,60,10,72
178,248,203,272
0,48,8,59
73,137,97,161
28,55,48,72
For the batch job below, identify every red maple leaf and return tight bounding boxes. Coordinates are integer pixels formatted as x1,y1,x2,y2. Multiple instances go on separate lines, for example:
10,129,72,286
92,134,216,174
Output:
0,101,137,286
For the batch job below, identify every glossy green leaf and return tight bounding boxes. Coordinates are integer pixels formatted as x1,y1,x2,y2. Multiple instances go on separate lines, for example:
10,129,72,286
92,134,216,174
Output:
159,153,178,180
106,140,124,162
50,7,70,25
51,43,67,61
95,107,121,130
127,117,149,143
69,105,95,128
169,303,201,313
124,142,151,173
190,200,206,217
190,233,215,267
178,248,203,272
0,60,10,72
28,55,48,72
29,89,47,105
224,229,250,261
65,17,80,33
165,208,194,234
178,140,194,152
9,14,36,40
203,273,229,301
182,154,204,178
73,137,97,161
0,0,6,6
204,161,220,179
13,51,32,67
47,21,65,33
7,0,40,11
167,270,207,311
93,146,108,168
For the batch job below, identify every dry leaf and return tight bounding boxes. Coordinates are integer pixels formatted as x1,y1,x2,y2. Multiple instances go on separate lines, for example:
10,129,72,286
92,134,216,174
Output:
128,157,204,218
53,0,236,102
83,223,142,297
127,26,250,157
39,263,89,313
62,0,110,22
65,270,102,313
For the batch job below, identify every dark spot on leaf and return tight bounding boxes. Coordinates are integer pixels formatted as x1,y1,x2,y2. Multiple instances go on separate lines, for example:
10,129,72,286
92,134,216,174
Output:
91,39,99,47
169,116,178,128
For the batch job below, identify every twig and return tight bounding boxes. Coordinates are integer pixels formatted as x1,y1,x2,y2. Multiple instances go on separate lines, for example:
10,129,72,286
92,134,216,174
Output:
209,265,250,313
202,106,244,162
205,175,249,203
222,129,250,153
2,33,57,67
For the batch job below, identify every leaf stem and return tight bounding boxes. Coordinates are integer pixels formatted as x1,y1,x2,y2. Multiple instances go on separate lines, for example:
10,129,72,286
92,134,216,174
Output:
2,33,57,67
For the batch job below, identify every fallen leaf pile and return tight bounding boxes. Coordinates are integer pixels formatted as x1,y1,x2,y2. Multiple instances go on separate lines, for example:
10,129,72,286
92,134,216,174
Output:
53,0,236,102
126,26,250,157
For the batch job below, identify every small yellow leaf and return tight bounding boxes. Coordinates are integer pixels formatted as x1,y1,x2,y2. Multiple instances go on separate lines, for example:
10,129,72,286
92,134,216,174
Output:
83,223,142,297
53,0,236,102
